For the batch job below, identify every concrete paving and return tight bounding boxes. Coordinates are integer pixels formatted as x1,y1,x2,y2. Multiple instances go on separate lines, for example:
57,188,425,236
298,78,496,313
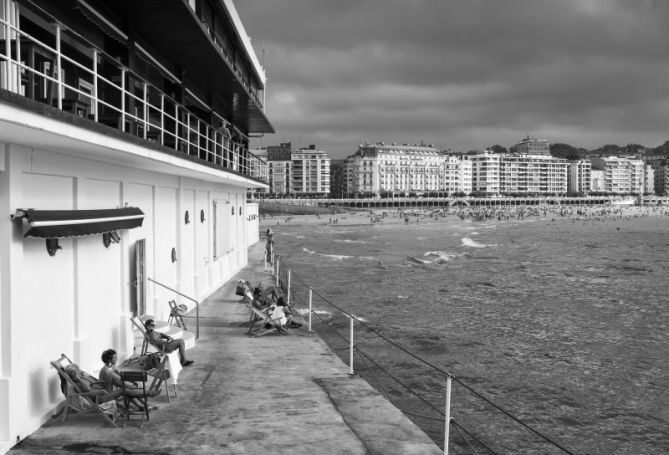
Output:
10,242,442,455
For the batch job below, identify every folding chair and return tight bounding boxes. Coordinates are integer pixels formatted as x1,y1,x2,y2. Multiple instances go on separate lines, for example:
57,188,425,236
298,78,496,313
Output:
50,354,118,426
167,299,188,330
120,369,149,427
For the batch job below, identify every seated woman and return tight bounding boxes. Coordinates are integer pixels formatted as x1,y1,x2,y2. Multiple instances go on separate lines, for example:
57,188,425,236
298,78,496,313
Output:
64,363,123,404
99,349,160,401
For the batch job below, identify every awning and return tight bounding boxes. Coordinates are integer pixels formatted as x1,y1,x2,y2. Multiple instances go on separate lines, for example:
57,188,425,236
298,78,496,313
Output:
16,207,144,238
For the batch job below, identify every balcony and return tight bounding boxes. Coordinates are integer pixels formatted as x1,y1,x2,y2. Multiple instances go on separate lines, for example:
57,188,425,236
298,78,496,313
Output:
0,3,268,183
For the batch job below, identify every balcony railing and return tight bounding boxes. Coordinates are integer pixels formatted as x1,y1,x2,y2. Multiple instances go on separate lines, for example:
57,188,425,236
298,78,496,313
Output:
0,7,267,183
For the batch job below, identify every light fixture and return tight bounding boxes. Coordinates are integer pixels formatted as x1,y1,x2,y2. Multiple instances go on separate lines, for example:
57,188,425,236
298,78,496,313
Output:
46,238,61,256
103,231,120,248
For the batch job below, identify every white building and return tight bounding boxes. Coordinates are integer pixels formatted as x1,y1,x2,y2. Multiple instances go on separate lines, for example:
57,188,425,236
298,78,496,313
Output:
0,1,272,452
343,143,472,195
470,152,501,195
291,146,331,195
590,156,645,194
590,169,605,192
568,160,592,194
644,165,655,194
513,136,551,156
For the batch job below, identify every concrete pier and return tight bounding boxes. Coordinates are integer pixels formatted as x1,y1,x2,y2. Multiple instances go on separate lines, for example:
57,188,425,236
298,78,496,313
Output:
10,242,441,455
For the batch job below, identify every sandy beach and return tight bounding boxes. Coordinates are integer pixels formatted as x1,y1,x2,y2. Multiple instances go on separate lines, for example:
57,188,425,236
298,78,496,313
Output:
259,204,669,230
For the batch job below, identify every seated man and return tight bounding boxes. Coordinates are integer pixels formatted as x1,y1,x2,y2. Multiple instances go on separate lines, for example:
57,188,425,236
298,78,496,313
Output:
268,297,302,329
144,319,194,367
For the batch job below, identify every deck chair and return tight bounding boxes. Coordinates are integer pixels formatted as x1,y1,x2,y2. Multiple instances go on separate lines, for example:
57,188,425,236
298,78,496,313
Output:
130,316,165,356
50,354,119,426
167,299,188,331
247,305,289,337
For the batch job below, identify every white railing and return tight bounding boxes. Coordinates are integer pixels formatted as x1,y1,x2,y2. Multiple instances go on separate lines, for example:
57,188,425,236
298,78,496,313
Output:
0,8,267,181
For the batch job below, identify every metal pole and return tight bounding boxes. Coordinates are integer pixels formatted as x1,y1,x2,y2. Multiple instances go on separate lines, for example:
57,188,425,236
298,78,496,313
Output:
276,258,281,286
349,316,354,375
444,375,451,455
287,269,291,306
55,25,62,109
92,49,98,121
308,288,312,332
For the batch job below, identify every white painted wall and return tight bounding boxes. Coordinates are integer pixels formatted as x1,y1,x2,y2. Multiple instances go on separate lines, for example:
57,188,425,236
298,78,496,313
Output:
0,143,255,453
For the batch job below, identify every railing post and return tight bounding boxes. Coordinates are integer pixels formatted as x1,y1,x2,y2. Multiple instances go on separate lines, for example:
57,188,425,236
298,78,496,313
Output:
2,0,9,89
349,315,354,375
120,68,126,130
55,25,62,109
444,375,452,455
308,288,312,332
142,82,148,139
286,269,291,306
92,49,98,121
159,94,164,144
276,258,280,282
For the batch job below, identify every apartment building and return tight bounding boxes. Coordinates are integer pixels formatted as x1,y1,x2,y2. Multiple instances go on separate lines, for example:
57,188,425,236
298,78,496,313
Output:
568,160,592,194
291,145,331,195
261,143,331,195
590,156,644,193
513,136,551,156
644,165,655,194
470,152,501,194
498,154,568,194
266,143,292,194
343,142,471,195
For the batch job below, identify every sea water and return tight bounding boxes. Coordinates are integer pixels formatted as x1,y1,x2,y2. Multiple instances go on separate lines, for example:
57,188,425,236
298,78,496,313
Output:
268,213,669,454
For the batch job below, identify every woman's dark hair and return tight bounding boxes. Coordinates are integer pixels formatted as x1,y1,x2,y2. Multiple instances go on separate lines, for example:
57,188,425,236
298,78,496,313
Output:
101,349,116,364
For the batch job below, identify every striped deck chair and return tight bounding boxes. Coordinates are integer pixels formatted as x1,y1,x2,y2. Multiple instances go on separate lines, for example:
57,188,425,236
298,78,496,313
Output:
50,354,119,426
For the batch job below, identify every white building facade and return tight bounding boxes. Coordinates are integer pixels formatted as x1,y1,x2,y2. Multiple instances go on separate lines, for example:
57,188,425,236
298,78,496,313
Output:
0,0,272,452
568,160,592,194
343,143,472,195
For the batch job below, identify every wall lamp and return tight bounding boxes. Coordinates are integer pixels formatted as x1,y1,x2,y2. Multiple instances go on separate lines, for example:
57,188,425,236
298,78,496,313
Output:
102,231,120,248
46,238,61,256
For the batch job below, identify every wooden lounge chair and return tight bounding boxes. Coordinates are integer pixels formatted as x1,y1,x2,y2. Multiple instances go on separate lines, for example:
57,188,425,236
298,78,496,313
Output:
130,316,166,356
247,305,289,337
50,354,119,426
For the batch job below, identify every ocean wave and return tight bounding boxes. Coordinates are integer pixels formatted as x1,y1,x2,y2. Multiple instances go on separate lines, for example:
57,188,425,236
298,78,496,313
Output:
333,239,366,244
424,251,461,263
304,247,373,261
461,237,497,248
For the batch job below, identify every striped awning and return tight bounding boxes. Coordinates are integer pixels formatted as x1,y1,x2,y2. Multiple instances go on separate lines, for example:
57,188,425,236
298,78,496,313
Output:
15,208,144,238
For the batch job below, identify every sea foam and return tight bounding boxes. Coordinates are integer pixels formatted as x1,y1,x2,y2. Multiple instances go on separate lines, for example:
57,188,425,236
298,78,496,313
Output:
461,237,497,248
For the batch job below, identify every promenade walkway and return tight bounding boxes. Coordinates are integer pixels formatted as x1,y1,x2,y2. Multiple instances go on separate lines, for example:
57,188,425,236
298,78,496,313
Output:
10,242,441,455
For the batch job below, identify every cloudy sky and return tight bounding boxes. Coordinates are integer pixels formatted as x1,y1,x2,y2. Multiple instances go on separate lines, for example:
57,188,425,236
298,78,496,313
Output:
236,0,669,159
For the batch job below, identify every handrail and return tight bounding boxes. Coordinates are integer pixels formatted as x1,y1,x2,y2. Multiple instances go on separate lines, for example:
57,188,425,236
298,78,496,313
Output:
275,256,577,454
147,277,199,339
0,10,268,181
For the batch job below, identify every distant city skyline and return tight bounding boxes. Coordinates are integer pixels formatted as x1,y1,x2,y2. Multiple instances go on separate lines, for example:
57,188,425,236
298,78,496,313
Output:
237,0,669,159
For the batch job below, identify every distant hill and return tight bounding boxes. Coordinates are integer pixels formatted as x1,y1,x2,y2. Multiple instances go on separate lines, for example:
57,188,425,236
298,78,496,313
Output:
548,139,669,160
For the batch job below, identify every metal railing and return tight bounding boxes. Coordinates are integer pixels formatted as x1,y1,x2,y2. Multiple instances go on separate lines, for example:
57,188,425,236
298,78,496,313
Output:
0,5,267,181
147,277,200,340
272,256,577,455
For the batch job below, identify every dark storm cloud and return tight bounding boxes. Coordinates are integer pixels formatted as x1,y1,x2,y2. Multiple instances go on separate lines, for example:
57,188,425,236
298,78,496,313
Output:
236,0,669,157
